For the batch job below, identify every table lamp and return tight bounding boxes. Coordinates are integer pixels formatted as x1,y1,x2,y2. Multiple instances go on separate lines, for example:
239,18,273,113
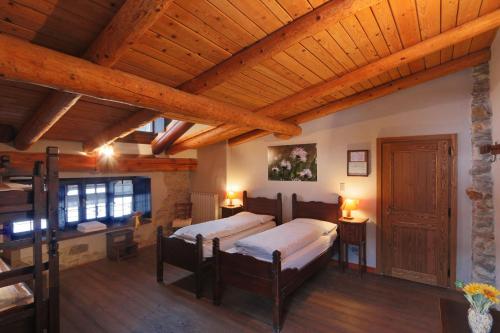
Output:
341,198,359,219
226,191,236,207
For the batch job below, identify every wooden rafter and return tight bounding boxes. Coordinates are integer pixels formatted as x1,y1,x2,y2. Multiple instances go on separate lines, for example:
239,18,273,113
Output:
13,0,174,151
168,49,490,153
95,0,380,154
0,34,302,145
165,10,500,154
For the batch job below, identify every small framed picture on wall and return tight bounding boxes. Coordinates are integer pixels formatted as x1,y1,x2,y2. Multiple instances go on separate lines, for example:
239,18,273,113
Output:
347,150,370,176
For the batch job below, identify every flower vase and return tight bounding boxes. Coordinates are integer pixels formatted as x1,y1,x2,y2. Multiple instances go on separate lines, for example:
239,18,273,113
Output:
468,307,493,333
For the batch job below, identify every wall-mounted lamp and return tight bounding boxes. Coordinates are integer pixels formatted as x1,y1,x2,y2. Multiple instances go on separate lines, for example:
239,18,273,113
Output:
341,198,359,219
98,144,114,158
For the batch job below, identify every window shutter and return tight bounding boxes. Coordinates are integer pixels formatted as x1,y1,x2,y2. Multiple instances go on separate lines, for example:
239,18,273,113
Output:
133,178,151,218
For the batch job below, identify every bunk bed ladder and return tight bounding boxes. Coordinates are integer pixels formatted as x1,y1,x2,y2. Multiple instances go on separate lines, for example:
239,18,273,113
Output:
32,161,44,333
47,147,60,333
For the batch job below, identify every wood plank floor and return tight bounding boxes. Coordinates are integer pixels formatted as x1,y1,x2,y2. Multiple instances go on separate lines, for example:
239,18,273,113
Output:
60,246,461,333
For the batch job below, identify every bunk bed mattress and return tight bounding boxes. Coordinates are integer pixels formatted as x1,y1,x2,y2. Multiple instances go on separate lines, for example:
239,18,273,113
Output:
0,258,33,313
227,231,337,271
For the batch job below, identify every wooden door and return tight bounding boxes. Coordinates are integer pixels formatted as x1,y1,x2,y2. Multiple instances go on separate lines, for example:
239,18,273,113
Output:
378,135,456,287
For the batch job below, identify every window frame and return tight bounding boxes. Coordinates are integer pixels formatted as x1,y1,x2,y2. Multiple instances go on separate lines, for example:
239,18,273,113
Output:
8,176,152,238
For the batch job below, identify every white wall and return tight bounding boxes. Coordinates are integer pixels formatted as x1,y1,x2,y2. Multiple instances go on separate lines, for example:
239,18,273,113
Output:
228,70,473,281
489,34,500,288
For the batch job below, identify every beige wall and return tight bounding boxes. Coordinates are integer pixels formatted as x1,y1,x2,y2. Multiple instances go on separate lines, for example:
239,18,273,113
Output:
489,34,500,288
0,140,191,269
227,69,474,281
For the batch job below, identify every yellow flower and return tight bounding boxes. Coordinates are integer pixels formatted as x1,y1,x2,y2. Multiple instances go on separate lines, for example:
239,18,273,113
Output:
463,283,500,303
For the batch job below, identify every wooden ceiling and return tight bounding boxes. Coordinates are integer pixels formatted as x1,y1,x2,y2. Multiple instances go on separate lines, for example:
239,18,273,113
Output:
0,0,499,152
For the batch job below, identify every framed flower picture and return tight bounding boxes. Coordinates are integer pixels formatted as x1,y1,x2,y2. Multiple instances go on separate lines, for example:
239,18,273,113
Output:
268,144,317,181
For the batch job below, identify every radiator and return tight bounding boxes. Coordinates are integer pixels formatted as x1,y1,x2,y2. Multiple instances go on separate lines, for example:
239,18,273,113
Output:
190,192,219,223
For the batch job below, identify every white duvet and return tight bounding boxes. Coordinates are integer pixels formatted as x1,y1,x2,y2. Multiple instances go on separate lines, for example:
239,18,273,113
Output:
173,211,273,242
234,218,337,261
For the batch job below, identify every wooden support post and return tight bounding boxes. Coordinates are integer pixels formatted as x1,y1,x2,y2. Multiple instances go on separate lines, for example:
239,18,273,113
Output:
195,234,203,299
32,161,44,333
156,226,164,283
272,250,283,333
46,146,60,333
213,238,221,306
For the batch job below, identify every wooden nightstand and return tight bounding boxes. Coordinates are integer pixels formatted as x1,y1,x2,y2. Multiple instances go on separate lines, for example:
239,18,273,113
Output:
339,217,368,276
220,205,243,218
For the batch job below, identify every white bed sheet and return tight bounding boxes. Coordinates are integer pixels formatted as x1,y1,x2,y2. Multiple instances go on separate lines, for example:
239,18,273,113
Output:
171,220,276,258
227,230,337,271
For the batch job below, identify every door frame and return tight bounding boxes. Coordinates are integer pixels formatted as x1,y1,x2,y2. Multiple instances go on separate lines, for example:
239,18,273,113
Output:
376,134,457,286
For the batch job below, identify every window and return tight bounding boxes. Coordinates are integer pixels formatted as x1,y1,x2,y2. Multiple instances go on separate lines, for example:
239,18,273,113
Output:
85,183,107,219
12,219,47,234
137,118,168,133
112,180,133,218
65,184,80,223
11,177,152,235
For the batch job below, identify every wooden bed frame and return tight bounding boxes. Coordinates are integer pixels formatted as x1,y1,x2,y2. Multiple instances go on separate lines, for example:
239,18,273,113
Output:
0,147,60,333
213,193,342,332
156,191,282,298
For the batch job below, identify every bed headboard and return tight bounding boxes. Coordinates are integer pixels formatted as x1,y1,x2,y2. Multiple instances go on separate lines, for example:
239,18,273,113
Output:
291,193,343,223
243,191,283,225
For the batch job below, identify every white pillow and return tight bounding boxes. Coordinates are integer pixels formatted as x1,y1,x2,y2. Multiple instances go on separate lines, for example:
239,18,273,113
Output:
291,218,337,235
234,211,274,224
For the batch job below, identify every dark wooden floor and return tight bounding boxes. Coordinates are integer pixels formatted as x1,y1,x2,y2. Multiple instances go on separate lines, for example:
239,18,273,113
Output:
60,246,461,333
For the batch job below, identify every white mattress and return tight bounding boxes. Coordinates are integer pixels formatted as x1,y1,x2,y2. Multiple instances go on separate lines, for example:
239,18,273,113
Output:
171,220,276,258
228,230,337,271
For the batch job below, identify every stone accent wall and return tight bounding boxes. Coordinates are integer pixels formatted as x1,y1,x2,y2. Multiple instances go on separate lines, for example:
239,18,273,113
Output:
467,63,496,284
12,171,191,270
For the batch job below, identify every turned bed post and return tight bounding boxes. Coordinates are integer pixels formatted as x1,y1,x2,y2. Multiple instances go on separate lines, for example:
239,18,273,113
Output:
272,250,283,333
195,234,203,299
156,226,163,282
213,237,221,305
276,193,283,225
33,161,44,333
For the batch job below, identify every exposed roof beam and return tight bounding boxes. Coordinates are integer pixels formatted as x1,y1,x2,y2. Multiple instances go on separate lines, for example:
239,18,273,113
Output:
0,124,16,143
228,49,491,145
13,0,174,150
165,10,500,154
0,35,301,144
151,121,195,155
107,0,381,154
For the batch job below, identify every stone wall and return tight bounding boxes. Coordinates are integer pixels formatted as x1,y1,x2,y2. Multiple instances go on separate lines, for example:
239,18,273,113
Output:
12,171,191,270
467,63,496,284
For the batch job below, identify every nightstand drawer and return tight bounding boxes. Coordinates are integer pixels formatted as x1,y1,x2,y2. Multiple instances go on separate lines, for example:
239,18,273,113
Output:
341,223,365,243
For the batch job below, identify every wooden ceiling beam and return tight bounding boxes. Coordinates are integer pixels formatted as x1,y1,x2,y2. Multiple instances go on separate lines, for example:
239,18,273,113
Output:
111,0,380,155
0,34,301,145
228,49,491,145
165,10,500,154
0,151,196,173
13,0,174,151
0,125,16,143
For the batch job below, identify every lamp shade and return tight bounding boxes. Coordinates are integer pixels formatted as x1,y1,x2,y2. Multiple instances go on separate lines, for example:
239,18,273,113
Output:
226,191,236,200
341,198,359,211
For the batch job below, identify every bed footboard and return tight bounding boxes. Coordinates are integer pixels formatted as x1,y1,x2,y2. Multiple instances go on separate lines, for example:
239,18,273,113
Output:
156,227,207,298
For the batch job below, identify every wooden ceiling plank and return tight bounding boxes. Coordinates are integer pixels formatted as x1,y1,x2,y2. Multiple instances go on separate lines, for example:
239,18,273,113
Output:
165,9,500,154
470,0,500,51
177,0,379,94
177,0,258,47
150,15,231,64
241,68,297,96
259,0,294,24
13,0,174,150
276,0,313,20
227,49,492,146
371,0,412,77
415,0,441,68
441,0,460,62
226,0,284,34
284,44,336,81
452,0,482,58
261,58,315,89
250,65,305,92
139,31,215,71
206,0,267,40
272,52,324,85
388,0,426,73
166,2,242,53
300,36,348,76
